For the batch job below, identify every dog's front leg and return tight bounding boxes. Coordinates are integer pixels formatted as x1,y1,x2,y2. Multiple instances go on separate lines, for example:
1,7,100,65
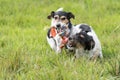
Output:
54,34,62,53
75,48,84,59
47,37,57,51
90,49,102,61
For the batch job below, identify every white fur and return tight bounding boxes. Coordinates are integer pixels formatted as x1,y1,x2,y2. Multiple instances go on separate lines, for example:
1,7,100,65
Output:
47,33,62,53
56,8,63,11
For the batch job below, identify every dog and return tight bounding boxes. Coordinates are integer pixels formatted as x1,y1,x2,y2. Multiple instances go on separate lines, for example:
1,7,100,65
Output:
47,8,74,53
67,24,103,59
47,8,103,59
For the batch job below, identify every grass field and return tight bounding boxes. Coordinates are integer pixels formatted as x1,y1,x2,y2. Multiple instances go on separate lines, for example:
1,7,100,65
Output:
0,0,120,80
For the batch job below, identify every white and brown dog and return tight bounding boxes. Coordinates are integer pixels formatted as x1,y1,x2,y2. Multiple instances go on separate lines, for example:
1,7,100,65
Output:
47,8,103,59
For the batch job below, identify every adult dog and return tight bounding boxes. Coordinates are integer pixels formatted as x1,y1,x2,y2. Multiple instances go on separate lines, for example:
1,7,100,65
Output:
47,8,74,53
47,8,103,59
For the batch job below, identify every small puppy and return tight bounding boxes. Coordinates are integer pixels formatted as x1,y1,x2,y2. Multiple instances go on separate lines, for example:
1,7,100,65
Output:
67,24,103,59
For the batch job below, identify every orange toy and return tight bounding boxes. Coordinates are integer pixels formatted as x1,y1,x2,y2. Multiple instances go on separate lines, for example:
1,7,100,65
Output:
50,27,57,37
50,27,68,49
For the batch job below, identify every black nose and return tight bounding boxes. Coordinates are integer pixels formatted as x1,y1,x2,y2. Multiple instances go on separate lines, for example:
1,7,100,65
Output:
56,24,61,28
69,37,72,40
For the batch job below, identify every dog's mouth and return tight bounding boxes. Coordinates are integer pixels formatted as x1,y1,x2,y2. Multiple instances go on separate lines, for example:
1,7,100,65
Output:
56,23,67,29
56,25,66,30
56,23,69,35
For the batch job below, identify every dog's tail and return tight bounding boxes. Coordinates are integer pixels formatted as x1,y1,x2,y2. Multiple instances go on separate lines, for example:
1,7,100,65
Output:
56,8,63,12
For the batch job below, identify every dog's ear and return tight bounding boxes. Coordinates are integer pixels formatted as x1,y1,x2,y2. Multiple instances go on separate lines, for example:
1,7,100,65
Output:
47,11,55,19
67,12,75,19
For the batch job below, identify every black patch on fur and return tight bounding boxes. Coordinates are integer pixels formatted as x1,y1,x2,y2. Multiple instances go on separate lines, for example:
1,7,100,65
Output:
67,12,75,19
47,11,74,20
76,31,95,50
47,28,51,38
68,37,77,48
55,11,75,19
79,24,91,33
55,11,67,17
68,22,72,29
47,11,55,19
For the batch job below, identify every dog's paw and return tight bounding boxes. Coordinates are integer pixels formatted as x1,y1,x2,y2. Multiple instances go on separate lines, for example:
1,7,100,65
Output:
56,48,61,53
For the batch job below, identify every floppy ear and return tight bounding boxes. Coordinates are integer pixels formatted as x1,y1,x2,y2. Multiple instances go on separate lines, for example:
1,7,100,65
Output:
67,12,75,19
47,11,55,19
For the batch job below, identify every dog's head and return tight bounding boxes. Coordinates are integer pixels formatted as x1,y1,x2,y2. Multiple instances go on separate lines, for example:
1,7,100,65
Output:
68,31,95,50
47,10,75,29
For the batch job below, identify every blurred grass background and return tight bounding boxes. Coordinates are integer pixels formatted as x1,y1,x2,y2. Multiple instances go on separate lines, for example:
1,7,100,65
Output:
0,0,120,79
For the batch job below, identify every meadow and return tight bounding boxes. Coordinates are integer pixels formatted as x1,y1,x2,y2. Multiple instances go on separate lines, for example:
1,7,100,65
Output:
0,0,120,80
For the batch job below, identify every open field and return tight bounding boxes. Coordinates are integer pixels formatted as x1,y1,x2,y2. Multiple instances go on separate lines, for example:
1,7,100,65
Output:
0,0,120,79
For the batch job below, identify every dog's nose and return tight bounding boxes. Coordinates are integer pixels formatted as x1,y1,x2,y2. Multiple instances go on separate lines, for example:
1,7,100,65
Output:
69,37,72,40
56,24,61,28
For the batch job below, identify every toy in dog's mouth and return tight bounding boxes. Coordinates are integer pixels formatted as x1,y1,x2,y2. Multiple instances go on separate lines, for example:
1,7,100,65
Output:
50,27,57,37
50,26,69,48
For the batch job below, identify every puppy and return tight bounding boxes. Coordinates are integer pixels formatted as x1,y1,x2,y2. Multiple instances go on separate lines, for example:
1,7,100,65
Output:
67,24,103,59
47,8,74,53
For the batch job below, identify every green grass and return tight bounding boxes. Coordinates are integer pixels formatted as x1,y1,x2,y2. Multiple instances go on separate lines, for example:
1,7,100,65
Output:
0,0,120,79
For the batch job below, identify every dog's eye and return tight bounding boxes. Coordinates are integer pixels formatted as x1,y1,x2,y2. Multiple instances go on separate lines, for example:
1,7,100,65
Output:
61,17,66,21
54,17,59,20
